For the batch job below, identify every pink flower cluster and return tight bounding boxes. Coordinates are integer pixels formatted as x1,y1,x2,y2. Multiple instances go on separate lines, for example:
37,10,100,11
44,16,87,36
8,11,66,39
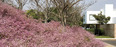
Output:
0,2,105,47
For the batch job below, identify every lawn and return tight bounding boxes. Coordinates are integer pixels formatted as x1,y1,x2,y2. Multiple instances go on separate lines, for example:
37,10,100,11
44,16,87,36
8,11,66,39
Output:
96,36,113,38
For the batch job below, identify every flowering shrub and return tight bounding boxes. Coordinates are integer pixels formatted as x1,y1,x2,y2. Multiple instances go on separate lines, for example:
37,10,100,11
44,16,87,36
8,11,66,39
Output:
0,2,105,47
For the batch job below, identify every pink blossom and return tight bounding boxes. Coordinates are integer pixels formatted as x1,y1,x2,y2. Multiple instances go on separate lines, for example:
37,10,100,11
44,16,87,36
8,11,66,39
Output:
0,1,105,47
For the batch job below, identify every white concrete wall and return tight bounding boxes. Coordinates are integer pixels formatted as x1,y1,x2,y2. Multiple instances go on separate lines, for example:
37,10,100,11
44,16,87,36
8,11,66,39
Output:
105,4,116,24
85,4,116,24
85,11,100,24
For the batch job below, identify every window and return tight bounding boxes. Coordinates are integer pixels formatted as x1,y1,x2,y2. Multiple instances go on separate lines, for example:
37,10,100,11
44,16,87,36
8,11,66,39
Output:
89,14,96,21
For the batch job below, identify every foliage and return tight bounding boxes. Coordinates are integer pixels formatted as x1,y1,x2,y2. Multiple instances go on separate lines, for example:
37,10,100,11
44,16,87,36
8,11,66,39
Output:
26,9,39,19
86,28,105,35
26,9,44,20
86,28,95,34
47,7,83,26
99,28,105,35
26,9,59,22
93,12,110,35
93,12,111,24
0,2,105,47
26,7,82,26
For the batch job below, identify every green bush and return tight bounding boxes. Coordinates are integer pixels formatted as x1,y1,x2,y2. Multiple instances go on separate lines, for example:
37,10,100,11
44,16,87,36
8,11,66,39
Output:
86,28,105,35
99,28,105,35
86,28,95,34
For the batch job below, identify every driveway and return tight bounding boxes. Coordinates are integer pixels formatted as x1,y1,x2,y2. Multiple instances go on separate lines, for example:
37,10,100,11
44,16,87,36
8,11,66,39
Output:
103,40,116,46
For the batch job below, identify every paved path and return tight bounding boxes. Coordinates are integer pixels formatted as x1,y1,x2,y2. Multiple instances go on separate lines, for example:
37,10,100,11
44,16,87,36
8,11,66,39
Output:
103,40,116,46
105,43,115,47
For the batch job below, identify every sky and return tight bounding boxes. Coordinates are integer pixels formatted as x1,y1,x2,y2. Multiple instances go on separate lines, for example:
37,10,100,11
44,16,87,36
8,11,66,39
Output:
23,0,116,11
86,0,116,11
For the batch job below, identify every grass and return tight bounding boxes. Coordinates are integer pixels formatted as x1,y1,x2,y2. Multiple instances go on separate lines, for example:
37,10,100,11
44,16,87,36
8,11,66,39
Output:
96,36,113,38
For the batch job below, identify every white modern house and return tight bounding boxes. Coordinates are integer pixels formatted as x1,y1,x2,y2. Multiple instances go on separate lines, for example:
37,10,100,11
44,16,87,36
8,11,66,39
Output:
84,4,116,24
84,4,116,38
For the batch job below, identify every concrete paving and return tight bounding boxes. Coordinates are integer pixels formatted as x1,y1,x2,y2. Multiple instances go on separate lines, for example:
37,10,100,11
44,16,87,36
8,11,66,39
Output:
103,40,116,46
105,43,115,47
96,38,116,47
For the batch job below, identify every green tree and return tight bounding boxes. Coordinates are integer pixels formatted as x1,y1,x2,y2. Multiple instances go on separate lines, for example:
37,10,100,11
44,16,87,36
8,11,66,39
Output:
93,12,110,25
93,12,110,35
26,9,45,20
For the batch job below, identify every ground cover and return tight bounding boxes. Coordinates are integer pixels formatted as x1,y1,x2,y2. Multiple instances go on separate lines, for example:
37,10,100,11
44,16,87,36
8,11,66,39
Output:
0,2,105,47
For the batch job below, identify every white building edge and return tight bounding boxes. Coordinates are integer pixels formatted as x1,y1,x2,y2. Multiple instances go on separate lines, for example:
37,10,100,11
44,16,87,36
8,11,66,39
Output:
84,4,116,24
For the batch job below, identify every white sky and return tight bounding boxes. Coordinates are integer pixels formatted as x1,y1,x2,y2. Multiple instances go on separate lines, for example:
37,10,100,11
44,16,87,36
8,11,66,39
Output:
87,0,116,11
23,0,116,11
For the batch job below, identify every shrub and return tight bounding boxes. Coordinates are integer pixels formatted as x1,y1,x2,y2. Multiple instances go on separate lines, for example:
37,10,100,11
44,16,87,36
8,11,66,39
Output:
0,2,105,47
97,28,105,35
87,28,105,35
86,28,95,34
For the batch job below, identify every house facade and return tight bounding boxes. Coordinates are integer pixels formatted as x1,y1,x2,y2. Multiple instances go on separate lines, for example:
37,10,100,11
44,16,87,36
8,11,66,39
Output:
84,4,116,38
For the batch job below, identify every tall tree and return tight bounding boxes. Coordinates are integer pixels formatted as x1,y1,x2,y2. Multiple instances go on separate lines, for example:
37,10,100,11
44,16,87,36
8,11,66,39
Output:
93,12,110,35
50,0,95,26
29,0,52,23
93,12,110,25
29,0,95,26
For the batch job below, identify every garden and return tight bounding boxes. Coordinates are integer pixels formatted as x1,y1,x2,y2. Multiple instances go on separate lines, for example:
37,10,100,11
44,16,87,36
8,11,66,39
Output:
0,0,105,47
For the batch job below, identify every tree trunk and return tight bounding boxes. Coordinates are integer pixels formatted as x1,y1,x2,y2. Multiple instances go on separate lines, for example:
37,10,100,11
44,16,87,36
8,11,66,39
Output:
44,12,48,23
95,24,100,35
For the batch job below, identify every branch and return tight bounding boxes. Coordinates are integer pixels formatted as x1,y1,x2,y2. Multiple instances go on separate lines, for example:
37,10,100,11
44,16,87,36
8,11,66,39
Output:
69,0,81,9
